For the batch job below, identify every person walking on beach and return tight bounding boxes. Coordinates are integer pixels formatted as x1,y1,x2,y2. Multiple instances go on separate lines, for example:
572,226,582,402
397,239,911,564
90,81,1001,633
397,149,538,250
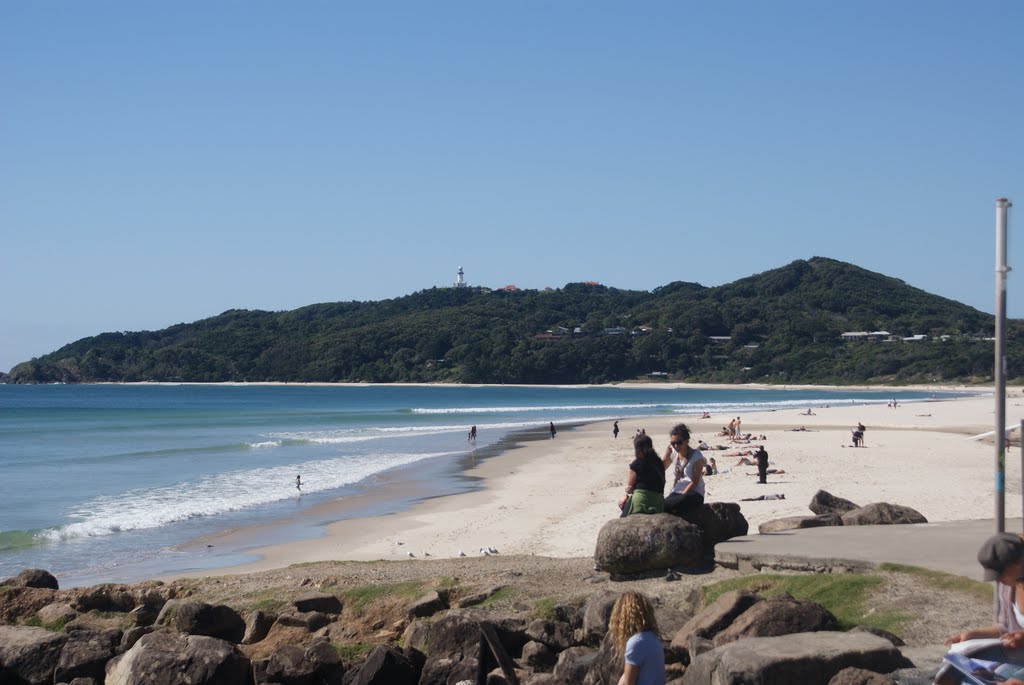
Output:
609,591,665,685
295,474,302,491
613,421,620,439
754,445,768,484
468,425,477,443
857,422,866,447
549,422,557,439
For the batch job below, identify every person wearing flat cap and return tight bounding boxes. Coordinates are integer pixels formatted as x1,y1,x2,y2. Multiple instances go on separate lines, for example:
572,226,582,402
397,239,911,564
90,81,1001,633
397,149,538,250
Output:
936,533,1024,684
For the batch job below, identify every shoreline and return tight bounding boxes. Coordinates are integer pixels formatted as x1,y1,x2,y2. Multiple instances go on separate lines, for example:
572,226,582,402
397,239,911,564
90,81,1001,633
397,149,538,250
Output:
165,391,1023,582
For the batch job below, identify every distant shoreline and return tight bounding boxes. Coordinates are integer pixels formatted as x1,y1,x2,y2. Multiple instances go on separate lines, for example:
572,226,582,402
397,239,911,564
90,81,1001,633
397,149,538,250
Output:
86,380,991,393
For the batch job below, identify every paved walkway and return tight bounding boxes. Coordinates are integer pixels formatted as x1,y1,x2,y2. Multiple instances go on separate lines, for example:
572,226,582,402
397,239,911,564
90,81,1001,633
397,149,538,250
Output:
715,518,1024,581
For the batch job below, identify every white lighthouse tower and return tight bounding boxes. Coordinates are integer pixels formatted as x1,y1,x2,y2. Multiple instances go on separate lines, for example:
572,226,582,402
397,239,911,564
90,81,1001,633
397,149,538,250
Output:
454,266,466,288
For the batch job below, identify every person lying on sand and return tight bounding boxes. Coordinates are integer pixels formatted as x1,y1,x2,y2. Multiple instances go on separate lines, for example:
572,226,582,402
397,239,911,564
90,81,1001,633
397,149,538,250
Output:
735,456,756,466
727,449,754,457
740,493,785,501
746,469,786,476
790,426,811,432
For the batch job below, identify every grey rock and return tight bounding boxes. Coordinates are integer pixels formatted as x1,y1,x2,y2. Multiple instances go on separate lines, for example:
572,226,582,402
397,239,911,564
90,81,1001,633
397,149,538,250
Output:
582,630,628,685
253,639,344,685
344,645,419,685
682,631,903,685
582,591,619,644
842,503,928,526
525,618,575,651
0,625,69,685
671,590,761,653
2,568,60,590
759,513,844,533
520,640,556,670
161,601,246,643
406,590,447,618
37,601,79,627
594,513,704,575
552,646,597,683
120,625,164,651
453,585,505,609
828,666,896,684
274,608,332,632
713,595,839,645
403,609,527,661
242,609,275,645
292,592,343,615
55,628,121,684
810,490,861,516
105,631,253,685
706,502,749,539
851,625,906,647
72,585,135,613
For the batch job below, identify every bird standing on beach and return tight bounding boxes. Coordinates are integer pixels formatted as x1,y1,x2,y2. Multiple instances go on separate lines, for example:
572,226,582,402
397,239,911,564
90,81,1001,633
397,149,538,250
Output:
487,546,499,554
423,551,431,557
407,551,415,558
458,550,466,557
480,547,490,556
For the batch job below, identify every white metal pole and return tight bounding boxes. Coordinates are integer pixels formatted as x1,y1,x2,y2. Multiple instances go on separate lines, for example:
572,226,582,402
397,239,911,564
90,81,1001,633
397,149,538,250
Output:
995,198,1011,532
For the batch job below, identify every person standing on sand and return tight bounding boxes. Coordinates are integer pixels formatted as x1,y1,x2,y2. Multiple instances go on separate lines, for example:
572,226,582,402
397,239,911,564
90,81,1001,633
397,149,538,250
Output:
754,445,768,484
736,416,742,439
727,418,736,439
549,422,557,439
857,422,866,447
613,421,620,439
468,425,477,443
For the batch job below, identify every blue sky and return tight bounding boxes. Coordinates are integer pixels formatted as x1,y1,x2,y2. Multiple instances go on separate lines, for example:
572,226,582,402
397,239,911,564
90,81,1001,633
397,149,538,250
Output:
1,2,1021,372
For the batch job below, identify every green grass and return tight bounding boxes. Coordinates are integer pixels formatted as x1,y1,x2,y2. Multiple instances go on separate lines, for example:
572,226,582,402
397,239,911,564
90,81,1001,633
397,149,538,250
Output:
333,641,377,662
701,573,909,633
23,616,67,632
480,587,515,608
879,563,992,602
341,581,424,616
533,597,558,621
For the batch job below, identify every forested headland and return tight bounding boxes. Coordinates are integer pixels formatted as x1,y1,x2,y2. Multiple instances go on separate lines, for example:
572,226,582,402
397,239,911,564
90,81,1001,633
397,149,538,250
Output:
5,257,1021,385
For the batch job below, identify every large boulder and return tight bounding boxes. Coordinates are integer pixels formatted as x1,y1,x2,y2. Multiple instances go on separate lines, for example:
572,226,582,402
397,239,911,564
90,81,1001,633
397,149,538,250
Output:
828,667,897,684
0,625,69,685
526,619,575,652
594,514,704,575
582,591,619,644
406,590,447,618
552,646,598,683
403,609,528,662
345,645,420,685
810,490,861,516
71,585,136,613
292,592,342,615
159,601,246,643
37,601,79,627
758,513,843,534
2,568,60,590
105,631,253,685
242,610,275,645
707,502,749,539
521,641,557,670
682,631,903,685
670,590,761,653
55,628,121,684
252,639,344,685
712,596,839,645
841,503,927,526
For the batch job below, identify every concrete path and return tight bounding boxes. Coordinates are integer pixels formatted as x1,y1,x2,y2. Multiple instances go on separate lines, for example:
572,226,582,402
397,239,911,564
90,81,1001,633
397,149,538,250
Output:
715,518,1024,581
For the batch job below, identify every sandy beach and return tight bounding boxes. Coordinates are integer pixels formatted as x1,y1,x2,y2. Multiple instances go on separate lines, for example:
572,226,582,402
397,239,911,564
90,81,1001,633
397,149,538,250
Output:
180,389,1024,578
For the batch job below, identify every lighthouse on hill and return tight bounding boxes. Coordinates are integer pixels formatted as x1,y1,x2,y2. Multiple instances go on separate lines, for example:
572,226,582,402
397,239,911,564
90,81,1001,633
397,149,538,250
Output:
454,266,466,288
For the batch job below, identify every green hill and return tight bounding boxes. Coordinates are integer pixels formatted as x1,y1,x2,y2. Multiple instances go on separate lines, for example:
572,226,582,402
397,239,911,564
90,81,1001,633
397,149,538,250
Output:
6,257,1020,385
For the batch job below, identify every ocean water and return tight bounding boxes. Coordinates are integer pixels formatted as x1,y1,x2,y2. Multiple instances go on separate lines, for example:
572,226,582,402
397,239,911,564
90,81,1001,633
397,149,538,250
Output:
0,383,954,585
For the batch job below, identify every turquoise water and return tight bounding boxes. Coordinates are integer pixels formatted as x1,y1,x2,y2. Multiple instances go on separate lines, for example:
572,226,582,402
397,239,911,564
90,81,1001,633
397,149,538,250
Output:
0,384,953,585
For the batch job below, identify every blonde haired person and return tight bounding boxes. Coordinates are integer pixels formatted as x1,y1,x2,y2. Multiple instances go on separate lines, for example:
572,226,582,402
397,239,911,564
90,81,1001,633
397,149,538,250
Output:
609,591,665,685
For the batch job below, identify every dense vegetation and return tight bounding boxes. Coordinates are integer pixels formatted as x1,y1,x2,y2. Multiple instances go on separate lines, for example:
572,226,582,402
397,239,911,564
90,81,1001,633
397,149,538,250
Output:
6,257,1022,385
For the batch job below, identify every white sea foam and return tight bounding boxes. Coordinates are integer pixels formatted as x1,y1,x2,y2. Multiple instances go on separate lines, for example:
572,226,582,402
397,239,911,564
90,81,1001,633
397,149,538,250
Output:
43,450,462,542
411,403,664,414
247,440,282,449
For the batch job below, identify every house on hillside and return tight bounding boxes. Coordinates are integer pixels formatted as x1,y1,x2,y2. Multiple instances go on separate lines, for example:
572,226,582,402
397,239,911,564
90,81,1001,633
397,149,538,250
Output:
708,336,732,344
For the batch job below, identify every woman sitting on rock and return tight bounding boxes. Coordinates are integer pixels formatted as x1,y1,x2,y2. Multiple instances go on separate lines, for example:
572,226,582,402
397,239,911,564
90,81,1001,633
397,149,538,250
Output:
617,434,665,516
609,591,665,685
662,422,706,516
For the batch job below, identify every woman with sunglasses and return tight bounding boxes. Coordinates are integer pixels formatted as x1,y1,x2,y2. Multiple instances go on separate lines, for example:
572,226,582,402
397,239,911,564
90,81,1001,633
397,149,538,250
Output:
662,423,706,516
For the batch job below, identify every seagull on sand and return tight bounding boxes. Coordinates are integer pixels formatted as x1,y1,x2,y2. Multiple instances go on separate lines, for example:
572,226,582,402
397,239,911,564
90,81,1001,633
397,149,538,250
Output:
458,550,466,557
480,548,491,556
423,551,431,557
487,546,499,555
407,551,415,558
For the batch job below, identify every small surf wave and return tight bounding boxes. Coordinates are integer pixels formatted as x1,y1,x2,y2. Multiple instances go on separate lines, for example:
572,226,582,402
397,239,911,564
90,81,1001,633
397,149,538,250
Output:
41,449,464,542
0,529,46,553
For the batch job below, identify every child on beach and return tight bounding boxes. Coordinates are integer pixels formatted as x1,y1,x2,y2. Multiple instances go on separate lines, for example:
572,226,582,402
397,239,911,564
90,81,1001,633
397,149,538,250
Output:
609,591,665,685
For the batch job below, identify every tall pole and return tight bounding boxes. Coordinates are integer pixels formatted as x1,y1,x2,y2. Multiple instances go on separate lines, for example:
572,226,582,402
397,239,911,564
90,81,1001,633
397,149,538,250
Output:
995,197,1011,532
